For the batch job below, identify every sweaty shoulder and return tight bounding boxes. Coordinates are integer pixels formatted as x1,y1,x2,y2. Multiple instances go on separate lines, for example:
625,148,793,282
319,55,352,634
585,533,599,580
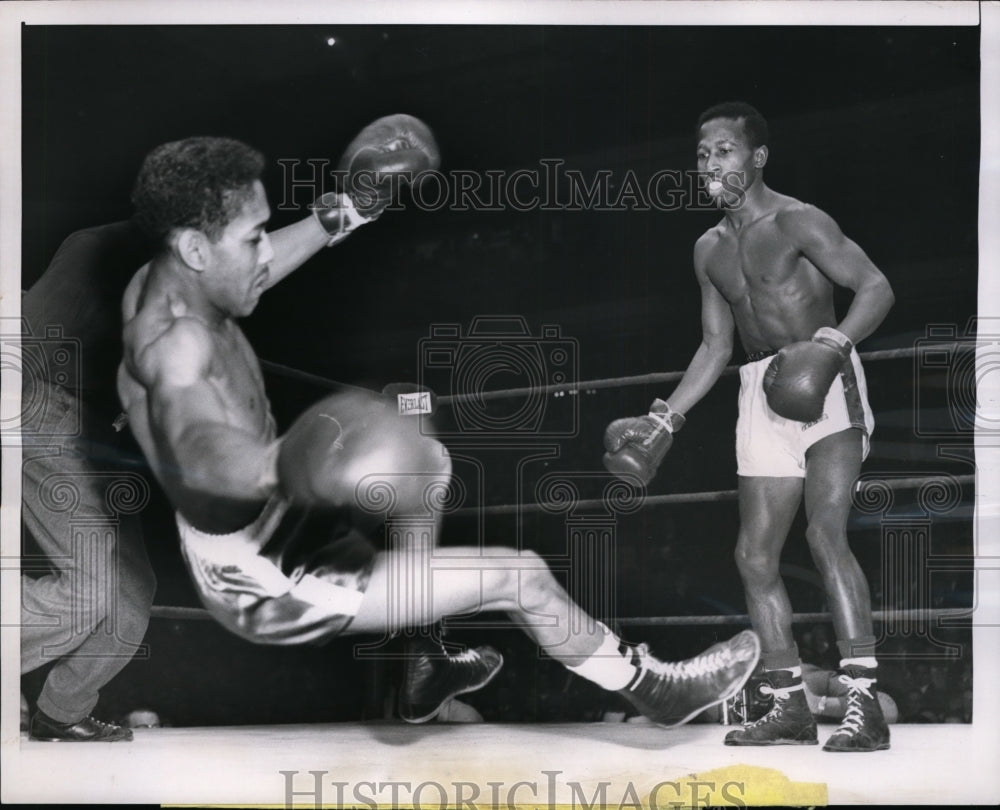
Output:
133,316,214,391
772,201,842,245
693,223,725,272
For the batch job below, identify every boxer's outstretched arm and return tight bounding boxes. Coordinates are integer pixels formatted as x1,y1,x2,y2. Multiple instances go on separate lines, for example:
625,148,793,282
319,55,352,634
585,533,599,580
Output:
262,115,440,290
262,194,385,288
141,318,280,501
263,216,330,288
775,205,895,345
664,241,735,415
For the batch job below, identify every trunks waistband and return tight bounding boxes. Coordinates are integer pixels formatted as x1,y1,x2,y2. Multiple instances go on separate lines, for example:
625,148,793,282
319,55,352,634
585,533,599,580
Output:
178,495,284,541
745,349,778,363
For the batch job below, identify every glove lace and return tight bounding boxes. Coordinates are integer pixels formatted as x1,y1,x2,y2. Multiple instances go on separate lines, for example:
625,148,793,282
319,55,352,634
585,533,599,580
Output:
645,410,674,436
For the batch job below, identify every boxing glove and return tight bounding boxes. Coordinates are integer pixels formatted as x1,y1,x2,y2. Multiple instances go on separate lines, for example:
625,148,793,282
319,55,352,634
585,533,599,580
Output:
310,190,372,246
602,399,685,486
763,327,853,423
337,113,441,219
311,115,441,245
278,390,448,515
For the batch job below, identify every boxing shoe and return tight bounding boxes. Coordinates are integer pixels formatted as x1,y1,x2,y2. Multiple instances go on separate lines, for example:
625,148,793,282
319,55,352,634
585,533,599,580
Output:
822,666,890,752
618,630,760,727
30,710,133,742
724,668,818,746
728,671,776,725
399,644,503,723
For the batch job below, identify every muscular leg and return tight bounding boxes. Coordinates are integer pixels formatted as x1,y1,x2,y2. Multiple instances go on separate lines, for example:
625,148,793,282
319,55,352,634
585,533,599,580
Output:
351,541,762,727
804,430,890,752
726,477,821,747
282,433,759,725
734,476,803,654
803,428,873,645
350,545,604,663
358,544,605,723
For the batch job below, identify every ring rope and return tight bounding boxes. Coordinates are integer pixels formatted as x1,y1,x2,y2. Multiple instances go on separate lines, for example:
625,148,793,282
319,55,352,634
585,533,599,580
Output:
452,473,974,517
148,472,973,623
261,341,968,405
149,604,970,626
150,605,215,621
259,359,377,395
617,607,970,627
439,341,969,405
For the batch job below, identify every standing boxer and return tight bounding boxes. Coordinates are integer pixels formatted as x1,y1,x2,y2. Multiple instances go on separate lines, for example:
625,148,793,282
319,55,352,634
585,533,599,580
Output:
119,133,761,727
603,102,894,751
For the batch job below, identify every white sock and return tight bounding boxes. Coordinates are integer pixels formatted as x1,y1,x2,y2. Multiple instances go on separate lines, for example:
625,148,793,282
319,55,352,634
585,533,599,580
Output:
564,623,636,691
767,665,802,679
841,657,878,670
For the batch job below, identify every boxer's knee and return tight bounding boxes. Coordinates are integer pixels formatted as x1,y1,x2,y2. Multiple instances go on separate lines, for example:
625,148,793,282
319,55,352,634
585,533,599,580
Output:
734,539,780,586
485,548,558,609
805,520,852,574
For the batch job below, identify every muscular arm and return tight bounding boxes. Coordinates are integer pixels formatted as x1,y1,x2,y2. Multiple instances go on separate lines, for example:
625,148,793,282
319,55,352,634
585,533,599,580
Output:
141,319,280,501
262,215,332,289
264,187,384,289
665,239,736,415
777,206,895,344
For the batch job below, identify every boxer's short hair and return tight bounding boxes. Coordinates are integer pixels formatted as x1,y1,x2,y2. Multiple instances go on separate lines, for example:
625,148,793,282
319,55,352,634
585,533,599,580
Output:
696,102,769,149
132,136,265,244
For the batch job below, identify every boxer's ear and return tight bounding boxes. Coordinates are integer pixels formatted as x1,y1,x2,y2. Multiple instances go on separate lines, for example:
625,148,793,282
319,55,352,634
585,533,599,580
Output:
174,228,209,272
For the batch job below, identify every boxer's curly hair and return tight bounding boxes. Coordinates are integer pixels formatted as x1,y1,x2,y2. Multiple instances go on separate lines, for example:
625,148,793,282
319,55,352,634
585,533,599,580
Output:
131,136,265,244
696,101,769,149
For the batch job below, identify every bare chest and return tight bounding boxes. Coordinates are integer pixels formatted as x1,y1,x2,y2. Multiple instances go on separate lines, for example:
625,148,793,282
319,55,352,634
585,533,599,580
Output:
705,220,804,304
208,325,274,437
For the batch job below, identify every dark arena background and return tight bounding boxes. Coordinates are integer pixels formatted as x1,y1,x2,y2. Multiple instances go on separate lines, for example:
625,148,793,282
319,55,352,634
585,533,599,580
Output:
9,8,997,806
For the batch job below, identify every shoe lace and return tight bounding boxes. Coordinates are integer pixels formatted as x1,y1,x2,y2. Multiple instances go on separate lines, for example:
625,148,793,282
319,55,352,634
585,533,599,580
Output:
743,682,798,728
633,642,729,680
758,683,796,700
449,649,481,664
831,674,876,737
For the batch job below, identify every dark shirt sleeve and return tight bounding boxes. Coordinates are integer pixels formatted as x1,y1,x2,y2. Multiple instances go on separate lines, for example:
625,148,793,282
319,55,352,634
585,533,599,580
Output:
21,220,153,420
